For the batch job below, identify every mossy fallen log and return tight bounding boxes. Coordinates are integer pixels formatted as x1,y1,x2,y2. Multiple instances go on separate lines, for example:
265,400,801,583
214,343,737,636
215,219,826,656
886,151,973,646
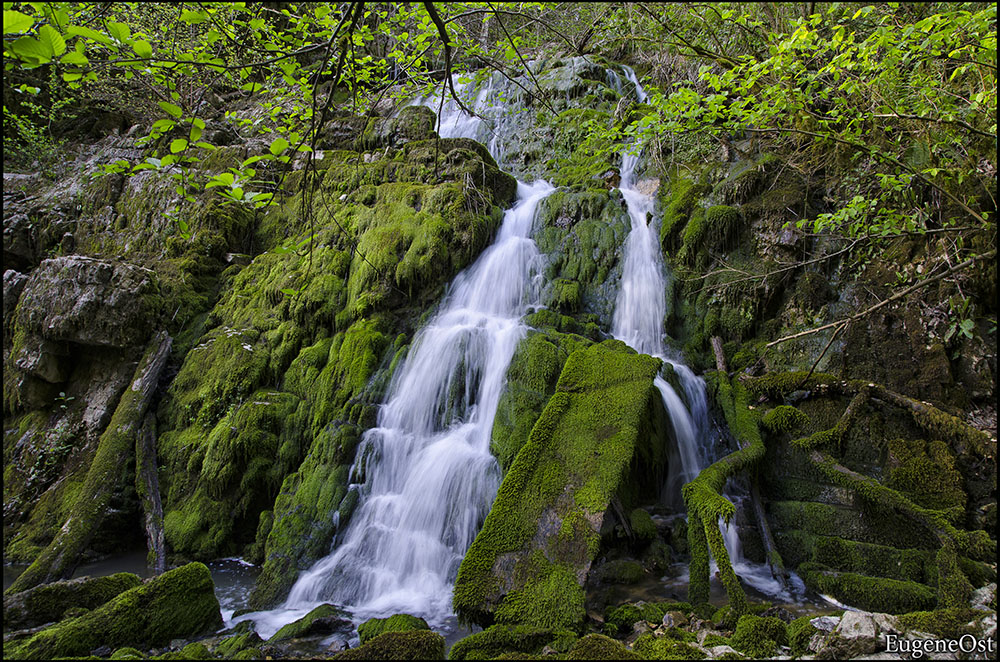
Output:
7,331,172,594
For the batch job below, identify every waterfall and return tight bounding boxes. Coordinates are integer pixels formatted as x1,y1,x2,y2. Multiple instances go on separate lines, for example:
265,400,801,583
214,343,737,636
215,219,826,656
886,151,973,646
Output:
610,65,805,602
609,66,710,503
271,77,555,629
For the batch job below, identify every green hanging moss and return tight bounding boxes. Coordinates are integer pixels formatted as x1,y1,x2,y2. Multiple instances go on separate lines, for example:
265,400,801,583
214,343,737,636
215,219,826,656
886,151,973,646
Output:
787,616,819,656
896,608,987,639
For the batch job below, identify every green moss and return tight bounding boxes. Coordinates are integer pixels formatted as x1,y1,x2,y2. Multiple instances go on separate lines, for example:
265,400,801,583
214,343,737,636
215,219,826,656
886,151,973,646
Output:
701,633,729,648
659,176,706,252
935,539,974,609
628,509,657,544
787,616,818,656
357,613,429,645
447,625,574,660
562,633,641,660
490,331,590,474
896,608,985,639
599,560,645,585
215,631,265,658
760,405,810,435
267,603,349,642
798,563,936,613
810,536,935,584
3,572,142,630
679,205,741,268
454,342,663,629
729,614,787,659
7,563,222,660
332,629,445,660
603,602,689,636
885,439,966,518
110,647,146,660
632,633,706,660
684,374,765,614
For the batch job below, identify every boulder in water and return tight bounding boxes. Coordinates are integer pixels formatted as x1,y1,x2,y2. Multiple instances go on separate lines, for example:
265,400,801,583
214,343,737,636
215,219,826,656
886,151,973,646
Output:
267,603,352,643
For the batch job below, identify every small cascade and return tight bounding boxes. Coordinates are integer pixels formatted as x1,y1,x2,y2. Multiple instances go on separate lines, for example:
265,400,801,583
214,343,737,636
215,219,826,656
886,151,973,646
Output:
609,67,710,502
607,65,803,601
251,76,555,634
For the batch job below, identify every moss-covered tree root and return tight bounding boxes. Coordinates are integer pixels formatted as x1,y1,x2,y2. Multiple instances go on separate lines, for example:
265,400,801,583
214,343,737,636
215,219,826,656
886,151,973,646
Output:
683,372,766,616
7,331,172,594
748,371,996,609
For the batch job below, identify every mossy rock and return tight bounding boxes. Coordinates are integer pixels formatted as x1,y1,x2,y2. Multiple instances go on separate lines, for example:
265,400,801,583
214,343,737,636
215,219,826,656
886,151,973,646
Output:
729,614,787,659
896,608,986,639
603,602,688,636
448,624,576,660
563,633,641,660
5,563,222,660
797,563,936,613
267,603,351,642
332,629,445,660
631,632,705,660
3,572,142,630
357,613,429,645
453,342,666,629
787,616,819,656
214,631,265,658
598,560,645,585
109,647,146,660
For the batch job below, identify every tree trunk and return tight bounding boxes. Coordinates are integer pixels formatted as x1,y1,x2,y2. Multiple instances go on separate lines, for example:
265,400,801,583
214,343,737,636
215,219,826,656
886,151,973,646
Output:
7,331,172,594
136,412,167,575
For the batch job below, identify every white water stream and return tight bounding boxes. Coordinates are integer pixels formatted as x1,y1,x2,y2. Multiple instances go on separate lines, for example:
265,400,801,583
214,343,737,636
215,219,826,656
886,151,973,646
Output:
237,78,554,639
608,66,804,602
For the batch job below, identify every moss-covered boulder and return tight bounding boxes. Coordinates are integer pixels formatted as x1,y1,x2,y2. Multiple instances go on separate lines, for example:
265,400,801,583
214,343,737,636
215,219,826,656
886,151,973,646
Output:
332,629,445,660
267,603,352,643
448,624,577,660
563,633,641,660
3,572,142,630
453,341,668,629
4,562,222,660
534,189,630,328
728,614,788,659
357,613,429,644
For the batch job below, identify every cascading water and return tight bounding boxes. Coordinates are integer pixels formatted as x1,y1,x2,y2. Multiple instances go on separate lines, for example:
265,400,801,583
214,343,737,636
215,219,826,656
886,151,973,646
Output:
607,66,804,602
609,66,710,501
241,77,555,638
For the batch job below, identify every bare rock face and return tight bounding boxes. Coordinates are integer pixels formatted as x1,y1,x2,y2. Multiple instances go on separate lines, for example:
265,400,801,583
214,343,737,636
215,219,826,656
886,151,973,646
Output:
15,256,159,349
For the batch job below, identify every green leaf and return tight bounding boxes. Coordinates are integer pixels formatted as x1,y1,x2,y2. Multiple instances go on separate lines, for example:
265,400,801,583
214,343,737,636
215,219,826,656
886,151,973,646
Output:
3,10,33,34
189,125,202,142
170,138,188,153
194,142,217,151
3,9,35,34
65,24,112,45
38,24,66,56
9,36,51,64
180,9,207,24
132,39,152,58
107,21,130,44
269,136,290,155
280,288,299,296
59,50,88,66
158,101,182,117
